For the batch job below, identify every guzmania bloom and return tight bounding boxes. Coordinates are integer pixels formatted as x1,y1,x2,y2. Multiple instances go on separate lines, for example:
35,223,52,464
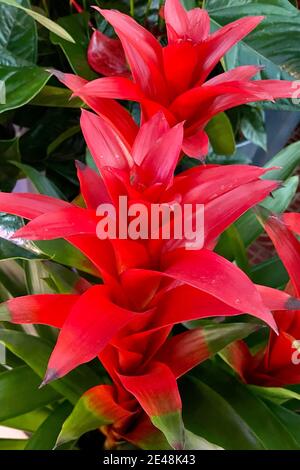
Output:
223,212,300,387
0,111,299,448
58,0,298,158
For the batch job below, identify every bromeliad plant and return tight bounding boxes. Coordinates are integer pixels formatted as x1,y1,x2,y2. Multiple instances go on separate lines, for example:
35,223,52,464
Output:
1,0,300,451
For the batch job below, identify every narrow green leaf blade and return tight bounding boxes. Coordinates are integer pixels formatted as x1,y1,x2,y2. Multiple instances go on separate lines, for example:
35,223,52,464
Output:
0,0,75,43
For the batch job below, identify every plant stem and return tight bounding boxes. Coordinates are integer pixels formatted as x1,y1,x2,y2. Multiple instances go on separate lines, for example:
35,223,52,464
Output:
130,0,135,17
69,0,83,13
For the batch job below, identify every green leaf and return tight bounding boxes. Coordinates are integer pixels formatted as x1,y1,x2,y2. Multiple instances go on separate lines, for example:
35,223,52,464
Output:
0,259,27,297
262,140,300,181
219,224,250,273
243,175,298,239
0,0,36,64
30,86,83,108
33,239,99,276
25,401,73,450
181,0,197,8
217,175,299,259
0,137,21,192
193,362,300,449
205,112,236,156
207,0,300,110
50,13,97,80
0,329,101,404
10,162,65,199
42,261,88,294
240,106,267,151
265,401,300,446
0,0,52,113
0,365,60,421
56,392,112,447
0,439,27,450
24,260,53,295
183,323,258,359
0,66,50,114
0,238,43,261
181,376,264,449
250,256,288,288
2,408,49,432
249,385,300,405
0,0,75,43
184,429,223,450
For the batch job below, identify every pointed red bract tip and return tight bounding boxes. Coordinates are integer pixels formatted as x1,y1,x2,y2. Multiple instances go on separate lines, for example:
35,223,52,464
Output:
39,368,59,388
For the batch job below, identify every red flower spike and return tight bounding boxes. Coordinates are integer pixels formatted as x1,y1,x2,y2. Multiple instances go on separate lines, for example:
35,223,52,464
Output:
93,7,167,103
224,213,300,387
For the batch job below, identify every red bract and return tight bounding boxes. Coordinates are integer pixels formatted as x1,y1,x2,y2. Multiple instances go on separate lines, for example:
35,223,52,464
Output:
0,108,300,448
58,0,297,158
224,212,300,387
87,30,130,78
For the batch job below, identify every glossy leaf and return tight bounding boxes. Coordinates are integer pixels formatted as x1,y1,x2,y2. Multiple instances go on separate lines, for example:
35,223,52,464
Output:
240,106,266,150
0,439,27,450
0,365,60,421
0,67,50,114
0,329,100,404
0,0,36,62
56,384,132,447
207,0,300,110
205,112,235,155
11,162,65,199
250,256,288,289
30,86,83,108
0,238,42,261
266,401,300,446
1,408,49,432
194,362,300,449
217,175,299,259
0,0,75,43
34,239,99,276
50,13,96,80
25,401,73,450
249,385,300,405
181,376,264,450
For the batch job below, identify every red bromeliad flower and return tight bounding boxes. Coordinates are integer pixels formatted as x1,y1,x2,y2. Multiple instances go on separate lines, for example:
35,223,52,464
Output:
59,0,297,158
0,110,299,448
223,212,300,387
